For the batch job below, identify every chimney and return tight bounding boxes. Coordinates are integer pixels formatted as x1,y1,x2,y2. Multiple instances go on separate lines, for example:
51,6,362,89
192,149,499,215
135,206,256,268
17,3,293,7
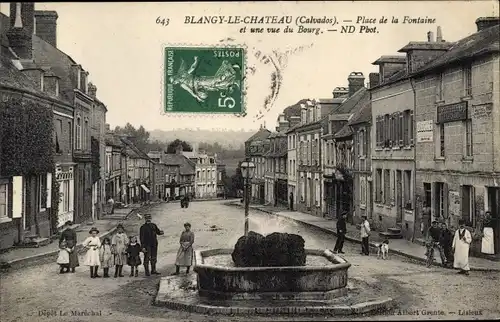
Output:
105,123,110,131
88,82,97,98
332,87,349,98
475,17,500,32
436,26,443,42
7,3,33,60
34,10,58,47
369,72,380,89
71,64,82,90
10,2,35,36
347,72,365,97
427,31,434,42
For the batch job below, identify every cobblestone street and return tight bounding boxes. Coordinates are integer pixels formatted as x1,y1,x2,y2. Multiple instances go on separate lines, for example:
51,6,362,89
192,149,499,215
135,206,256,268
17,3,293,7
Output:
1,200,499,321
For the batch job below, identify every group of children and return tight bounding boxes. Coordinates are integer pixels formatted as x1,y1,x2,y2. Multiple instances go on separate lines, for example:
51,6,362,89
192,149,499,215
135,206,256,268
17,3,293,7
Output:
57,223,142,278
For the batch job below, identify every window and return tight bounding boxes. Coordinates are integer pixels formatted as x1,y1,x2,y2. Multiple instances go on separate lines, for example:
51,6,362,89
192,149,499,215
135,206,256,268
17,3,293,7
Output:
463,64,472,97
196,171,200,179
404,170,412,209
408,110,414,145
399,112,404,146
61,180,70,213
465,119,473,157
360,177,366,206
0,182,8,219
68,122,72,153
423,183,432,207
375,169,383,203
54,119,63,153
384,114,390,147
39,174,47,210
435,182,445,219
461,185,474,226
84,118,89,150
384,169,391,205
359,130,365,157
439,124,445,157
76,116,82,150
437,73,444,100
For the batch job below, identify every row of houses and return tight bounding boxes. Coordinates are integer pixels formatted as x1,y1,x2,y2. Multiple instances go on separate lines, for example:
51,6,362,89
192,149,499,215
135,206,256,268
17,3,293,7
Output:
147,145,226,201
0,3,108,249
245,17,500,257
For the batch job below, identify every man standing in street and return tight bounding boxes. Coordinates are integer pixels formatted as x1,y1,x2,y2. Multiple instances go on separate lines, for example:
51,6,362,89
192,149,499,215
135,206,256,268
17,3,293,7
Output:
360,215,371,255
140,214,164,276
333,212,347,254
289,192,294,211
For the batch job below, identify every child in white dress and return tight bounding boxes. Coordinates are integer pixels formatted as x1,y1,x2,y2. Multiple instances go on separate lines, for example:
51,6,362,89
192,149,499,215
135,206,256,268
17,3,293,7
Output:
83,227,102,278
57,240,70,274
99,237,114,278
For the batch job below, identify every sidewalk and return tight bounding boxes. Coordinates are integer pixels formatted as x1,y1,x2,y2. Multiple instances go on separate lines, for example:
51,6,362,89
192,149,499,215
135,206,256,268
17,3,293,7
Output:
0,203,151,271
230,202,500,272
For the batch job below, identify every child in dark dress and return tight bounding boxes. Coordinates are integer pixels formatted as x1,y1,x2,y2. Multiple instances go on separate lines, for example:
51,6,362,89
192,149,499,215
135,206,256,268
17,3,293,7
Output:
126,236,142,277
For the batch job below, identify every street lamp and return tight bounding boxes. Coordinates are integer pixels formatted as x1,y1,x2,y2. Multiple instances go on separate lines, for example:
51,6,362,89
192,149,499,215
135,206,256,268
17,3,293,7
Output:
240,159,256,236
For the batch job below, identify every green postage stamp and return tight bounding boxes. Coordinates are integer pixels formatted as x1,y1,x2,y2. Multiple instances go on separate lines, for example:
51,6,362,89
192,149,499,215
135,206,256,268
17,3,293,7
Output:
164,45,246,114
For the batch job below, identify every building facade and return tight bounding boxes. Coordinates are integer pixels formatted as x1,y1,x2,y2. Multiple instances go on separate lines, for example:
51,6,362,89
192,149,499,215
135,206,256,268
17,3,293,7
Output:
412,19,500,256
88,83,106,220
245,127,271,204
295,100,323,216
264,132,288,206
371,55,418,239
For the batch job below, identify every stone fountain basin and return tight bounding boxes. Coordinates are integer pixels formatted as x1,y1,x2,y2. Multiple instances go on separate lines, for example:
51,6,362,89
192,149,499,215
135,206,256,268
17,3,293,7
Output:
194,248,351,301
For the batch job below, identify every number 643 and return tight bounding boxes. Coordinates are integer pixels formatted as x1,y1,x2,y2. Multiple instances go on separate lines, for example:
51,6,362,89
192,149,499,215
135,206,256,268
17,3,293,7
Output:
218,92,235,108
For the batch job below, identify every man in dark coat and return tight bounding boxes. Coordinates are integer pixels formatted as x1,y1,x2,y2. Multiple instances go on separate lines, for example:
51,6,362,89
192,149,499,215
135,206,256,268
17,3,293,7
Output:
289,192,294,211
333,213,347,254
439,222,454,267
140,214,164,276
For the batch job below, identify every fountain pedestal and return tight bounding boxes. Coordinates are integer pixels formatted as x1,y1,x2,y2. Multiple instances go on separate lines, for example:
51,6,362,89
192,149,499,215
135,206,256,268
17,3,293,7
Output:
195,248,349,301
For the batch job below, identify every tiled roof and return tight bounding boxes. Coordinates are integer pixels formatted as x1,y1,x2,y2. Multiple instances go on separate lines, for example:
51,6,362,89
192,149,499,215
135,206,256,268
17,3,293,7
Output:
334,89,370,138
349,102,372,126
0,55,43,94
119,136,150,160
331,87,368,115
411,24,500,76
105,132,124,148
334,123,353,139
163,153,195,175
246,128,272,143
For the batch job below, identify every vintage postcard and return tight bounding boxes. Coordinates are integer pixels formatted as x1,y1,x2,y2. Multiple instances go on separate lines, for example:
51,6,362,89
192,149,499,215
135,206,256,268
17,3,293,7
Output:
0,1,499,321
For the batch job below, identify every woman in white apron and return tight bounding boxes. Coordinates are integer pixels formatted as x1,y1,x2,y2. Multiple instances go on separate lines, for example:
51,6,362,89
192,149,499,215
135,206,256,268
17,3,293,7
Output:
481,211,495,255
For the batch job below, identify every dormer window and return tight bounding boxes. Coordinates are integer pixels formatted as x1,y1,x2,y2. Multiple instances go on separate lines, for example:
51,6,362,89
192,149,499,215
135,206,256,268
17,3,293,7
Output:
77,69,81,90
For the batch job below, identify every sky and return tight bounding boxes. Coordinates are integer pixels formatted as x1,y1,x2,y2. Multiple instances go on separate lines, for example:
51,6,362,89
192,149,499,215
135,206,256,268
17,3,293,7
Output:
1,1,498,132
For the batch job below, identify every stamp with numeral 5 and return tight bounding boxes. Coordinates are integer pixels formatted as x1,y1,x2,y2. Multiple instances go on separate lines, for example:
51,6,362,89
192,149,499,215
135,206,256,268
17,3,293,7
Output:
164,46,246,114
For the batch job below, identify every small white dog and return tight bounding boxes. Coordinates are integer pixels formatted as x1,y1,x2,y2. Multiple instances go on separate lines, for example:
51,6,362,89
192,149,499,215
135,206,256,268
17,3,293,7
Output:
376,239,390,260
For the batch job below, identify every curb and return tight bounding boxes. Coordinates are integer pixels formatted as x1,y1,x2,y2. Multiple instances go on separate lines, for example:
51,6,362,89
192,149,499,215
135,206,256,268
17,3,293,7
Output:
154,295,395,316
1,227,119,271
231,203,500,273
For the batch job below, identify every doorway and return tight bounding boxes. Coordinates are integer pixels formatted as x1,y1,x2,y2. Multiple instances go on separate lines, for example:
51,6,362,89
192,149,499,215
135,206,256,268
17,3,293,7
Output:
487,187,500,255
396,170,402,223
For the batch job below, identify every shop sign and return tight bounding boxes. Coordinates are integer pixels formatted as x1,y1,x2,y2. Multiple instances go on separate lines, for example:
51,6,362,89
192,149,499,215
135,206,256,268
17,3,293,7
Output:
437,101,467,123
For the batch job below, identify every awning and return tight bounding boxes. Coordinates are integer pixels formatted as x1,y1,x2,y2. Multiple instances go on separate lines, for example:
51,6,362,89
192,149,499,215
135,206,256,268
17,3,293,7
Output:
140,184,151,193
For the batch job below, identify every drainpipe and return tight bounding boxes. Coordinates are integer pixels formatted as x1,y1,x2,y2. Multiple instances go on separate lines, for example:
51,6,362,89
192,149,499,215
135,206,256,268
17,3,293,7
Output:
410,77,417,243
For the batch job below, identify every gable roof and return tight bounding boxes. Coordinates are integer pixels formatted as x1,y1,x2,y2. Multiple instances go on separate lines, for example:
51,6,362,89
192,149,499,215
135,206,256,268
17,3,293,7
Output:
334,89,370,139
348,101,372,126
246,127,272,143
411,24,500,77
331,87,368,115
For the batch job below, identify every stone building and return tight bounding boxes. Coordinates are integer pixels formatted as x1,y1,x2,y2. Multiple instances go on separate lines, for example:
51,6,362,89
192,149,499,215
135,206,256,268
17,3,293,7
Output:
322,73,368,222
120,137,153,203
182,147,218,199
89,83,107,220
371,53,421,239
163,149,195,199
264,131,288,206
411,19,500,256
245,126,271,204
349,96,374,225
147,151,167,200
104,130,126,204
293,100,326,217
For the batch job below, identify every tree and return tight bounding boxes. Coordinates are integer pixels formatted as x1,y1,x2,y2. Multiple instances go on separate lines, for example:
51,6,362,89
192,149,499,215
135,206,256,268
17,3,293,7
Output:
166,139,193,153
231,166,244,191
114,123,151,152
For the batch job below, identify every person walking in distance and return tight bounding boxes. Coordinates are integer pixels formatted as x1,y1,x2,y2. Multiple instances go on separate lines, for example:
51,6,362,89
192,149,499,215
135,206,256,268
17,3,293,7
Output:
140,214,164,276
360,216,371,255
333,212,347,254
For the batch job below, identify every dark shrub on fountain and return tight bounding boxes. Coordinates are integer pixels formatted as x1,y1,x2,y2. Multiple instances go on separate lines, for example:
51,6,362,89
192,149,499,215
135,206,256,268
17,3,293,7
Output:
231,231,306,267
232,231,265,267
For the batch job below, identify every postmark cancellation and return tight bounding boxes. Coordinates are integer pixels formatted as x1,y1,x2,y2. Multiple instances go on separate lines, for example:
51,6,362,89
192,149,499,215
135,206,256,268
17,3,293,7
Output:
163,44,247,115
